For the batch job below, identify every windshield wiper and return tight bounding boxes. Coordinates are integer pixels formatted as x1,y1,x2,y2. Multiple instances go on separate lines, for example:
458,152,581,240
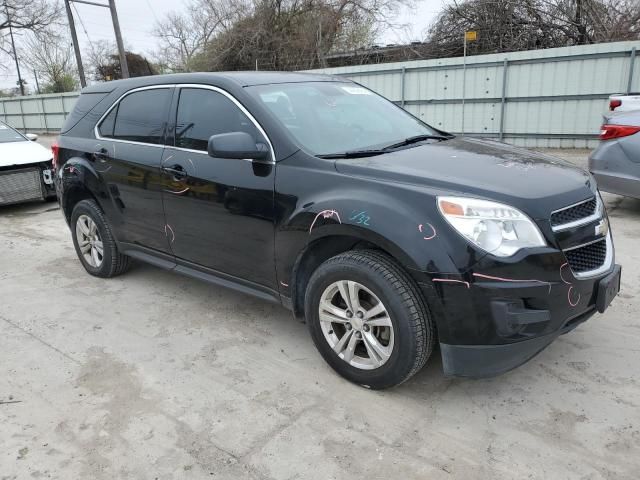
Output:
316,149,388,159
317,134,453,159
383,134,451,150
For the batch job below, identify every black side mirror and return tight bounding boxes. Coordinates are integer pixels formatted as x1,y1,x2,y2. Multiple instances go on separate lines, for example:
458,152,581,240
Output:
207,132,269,161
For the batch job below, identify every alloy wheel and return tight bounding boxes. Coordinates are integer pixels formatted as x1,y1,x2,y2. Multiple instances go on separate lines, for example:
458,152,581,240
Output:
318,280,394,370
76,214,104,268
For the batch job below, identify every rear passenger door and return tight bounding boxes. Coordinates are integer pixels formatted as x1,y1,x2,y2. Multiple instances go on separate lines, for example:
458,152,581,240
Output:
161,86,276,289
96,86,173,253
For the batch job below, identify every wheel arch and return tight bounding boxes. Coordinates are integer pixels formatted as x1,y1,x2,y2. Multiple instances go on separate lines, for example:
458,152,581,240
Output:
59,157,109,223
290,229,424,320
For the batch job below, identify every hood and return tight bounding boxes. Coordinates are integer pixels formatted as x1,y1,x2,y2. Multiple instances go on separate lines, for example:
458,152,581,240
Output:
0,140,52,168
334,137,594,220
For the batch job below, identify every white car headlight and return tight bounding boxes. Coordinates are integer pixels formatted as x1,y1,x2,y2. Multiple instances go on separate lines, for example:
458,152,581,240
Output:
437,196,546,257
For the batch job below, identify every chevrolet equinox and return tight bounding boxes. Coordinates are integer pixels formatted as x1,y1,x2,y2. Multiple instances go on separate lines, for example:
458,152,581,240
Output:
53,73,621,389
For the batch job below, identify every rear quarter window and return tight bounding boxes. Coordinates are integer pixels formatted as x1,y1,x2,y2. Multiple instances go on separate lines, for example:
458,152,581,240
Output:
61,92,109,133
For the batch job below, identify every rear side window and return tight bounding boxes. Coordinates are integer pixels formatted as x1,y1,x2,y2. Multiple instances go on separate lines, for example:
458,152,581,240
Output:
62,92,108,133
98,88,171,144
175,88,263,151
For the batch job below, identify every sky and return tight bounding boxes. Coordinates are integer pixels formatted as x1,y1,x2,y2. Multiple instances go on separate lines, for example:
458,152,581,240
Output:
0,0,446,91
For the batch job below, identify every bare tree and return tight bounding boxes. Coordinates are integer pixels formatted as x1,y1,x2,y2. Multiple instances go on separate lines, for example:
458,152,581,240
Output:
426,0,640,58
152,0,233,72
153,0,412,72
85,41,157,81
21,29,77,92
84,40,115,81
0,0,61,64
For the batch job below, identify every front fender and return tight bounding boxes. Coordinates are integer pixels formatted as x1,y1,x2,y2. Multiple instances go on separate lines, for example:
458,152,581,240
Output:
276,183,480,283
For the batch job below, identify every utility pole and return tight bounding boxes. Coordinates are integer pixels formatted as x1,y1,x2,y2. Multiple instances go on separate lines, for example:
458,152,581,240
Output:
67,0,129,80
64,0,87,87
108,0,129,78
4,2,25,95
34,70,41,94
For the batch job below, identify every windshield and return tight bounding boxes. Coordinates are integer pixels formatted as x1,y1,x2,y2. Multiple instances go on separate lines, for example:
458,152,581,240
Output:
247,82,443,156
0,123,26,144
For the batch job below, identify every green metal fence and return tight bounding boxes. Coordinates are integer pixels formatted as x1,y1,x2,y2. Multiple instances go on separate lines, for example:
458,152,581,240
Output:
308,40,640,148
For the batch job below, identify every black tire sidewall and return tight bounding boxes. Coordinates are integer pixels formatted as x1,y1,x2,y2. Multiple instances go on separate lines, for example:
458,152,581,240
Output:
70,200,115,277
306,259,421,389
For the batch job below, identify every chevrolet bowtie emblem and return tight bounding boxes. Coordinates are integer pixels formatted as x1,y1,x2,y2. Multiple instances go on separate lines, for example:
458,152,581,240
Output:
595,218,609,237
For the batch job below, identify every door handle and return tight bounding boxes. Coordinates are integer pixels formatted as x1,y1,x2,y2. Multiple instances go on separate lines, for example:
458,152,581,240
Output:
163,164,187,180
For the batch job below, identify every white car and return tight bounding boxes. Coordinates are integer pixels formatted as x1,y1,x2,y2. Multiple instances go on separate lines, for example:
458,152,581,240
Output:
609,93,640,112
0,121,55,206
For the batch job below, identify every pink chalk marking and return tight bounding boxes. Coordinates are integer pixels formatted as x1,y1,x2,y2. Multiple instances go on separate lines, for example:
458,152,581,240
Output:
418,223,436,240
560,262,580,307
432,278,470,289
280,281,289,287
309,209,342,233
167,187,190,195
164,224,175,243
473,273,552,294
567,286,581,307
559,262,573,285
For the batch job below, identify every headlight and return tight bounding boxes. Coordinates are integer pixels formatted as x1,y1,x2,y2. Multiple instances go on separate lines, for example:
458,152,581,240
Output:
437,196,546,257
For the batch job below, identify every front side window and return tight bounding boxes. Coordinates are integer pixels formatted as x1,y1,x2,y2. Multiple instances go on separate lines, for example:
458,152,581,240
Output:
98,88,171,144
175,88,263,151
247,82,441,156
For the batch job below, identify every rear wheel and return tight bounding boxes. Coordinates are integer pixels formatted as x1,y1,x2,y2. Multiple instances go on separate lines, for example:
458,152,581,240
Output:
70,199,131,278
305,250,434,389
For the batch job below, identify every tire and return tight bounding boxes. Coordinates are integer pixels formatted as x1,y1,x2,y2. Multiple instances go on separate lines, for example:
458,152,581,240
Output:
305,250,434,389
70,199,131,278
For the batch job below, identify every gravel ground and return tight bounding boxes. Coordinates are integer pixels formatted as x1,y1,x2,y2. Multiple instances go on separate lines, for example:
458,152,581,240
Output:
1,140,639,479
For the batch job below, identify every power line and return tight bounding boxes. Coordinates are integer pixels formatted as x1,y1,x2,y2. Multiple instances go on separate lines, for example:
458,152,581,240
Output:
71,1,94,45
143,0,160,24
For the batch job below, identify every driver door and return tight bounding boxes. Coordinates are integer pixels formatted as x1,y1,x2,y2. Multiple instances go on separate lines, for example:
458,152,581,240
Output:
161,86,277,289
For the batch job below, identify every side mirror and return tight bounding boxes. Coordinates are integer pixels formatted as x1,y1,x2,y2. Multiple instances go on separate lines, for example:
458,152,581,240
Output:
26,133,38,141
207,132,269,161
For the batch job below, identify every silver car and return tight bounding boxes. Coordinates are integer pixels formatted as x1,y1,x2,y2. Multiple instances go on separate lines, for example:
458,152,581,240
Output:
589,110,640,199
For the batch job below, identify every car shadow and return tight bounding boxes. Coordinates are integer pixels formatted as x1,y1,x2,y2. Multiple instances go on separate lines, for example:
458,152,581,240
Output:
0,200,59,217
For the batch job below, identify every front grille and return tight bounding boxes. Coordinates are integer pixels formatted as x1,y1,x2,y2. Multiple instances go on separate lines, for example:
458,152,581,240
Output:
551,197,597,227
565,238,608,273
0,168,44,206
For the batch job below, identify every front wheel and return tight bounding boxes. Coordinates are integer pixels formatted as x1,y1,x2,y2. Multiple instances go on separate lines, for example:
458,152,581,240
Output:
305,250,434,389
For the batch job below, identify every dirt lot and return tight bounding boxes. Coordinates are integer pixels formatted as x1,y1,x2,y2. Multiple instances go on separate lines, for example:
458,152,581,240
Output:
1,143,639,479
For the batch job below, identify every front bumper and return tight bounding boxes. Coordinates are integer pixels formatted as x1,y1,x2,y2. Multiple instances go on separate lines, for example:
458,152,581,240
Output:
440,307,596,377
419,254,621,377
0,164,55,206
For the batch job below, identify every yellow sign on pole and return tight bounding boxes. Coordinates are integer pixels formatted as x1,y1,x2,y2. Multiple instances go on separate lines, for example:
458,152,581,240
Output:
465,31,478,42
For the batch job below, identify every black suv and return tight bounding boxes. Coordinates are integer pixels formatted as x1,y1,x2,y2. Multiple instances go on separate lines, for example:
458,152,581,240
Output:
54,73,621,389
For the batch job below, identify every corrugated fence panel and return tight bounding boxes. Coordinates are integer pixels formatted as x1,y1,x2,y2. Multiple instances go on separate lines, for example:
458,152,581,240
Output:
0,92,79,133
309,40,640,148
1,41,639,148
